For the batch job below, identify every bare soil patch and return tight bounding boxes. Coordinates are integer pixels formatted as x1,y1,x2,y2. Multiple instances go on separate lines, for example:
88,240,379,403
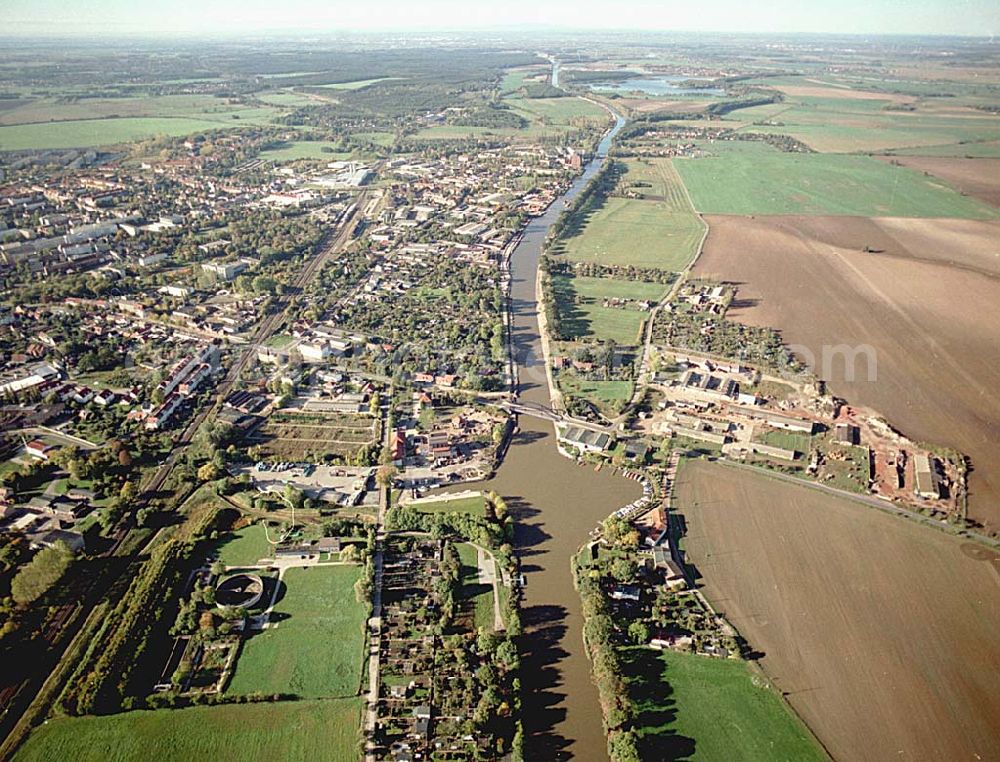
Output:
694,214,1000,529
877,156,1000,208
677,459,1000,762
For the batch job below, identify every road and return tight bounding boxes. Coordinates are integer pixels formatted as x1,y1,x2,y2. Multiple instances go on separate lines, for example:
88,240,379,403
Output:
364,389,390,761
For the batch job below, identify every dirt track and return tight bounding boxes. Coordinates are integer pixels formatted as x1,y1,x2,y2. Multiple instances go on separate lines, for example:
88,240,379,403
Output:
694,214,1000,530
677,459,1000,762
877,156,1000,208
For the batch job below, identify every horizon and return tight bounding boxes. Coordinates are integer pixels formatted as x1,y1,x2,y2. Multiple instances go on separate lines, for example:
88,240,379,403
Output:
4,0,999,39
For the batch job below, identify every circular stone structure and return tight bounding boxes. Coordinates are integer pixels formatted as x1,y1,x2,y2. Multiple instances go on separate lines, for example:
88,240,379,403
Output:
215,573,264,608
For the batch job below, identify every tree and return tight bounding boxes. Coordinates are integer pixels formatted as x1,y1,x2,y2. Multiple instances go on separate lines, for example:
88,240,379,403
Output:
340,544,359,563
282,484,305,510
119,480,138,505
10,542,74,606
628,621,650,645
376,464,397,489
610,558,637,583
117,448,133,468
197,463,222,482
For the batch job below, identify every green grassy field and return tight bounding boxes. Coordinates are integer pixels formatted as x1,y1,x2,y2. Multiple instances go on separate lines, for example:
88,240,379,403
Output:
499,67,547,94
674,141,999,218
551,274,665,344
506,96,608,126
0,117,229,150
227,565,366,699
410,494,487,516
216,524,273,567
259,141,352,161
352,131,395,146
14,698,362,762
0,94,279,127
620,158,694,209
890,140,1000,158
456,542,495,631
556,196,705,270
254,91,319,107
621,647,824,762
733,97,1000,153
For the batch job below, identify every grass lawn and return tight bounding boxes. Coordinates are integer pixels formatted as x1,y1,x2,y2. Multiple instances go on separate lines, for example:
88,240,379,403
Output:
14,698,362,762
227,565,366,699
216,524,273,567
558,376,633,414
259,141,351,162
456,542,496,632
551,274,665,344
410,494,486,516
674,141,999,219
756,429,812,454
555,196,704,270
621,647,824,762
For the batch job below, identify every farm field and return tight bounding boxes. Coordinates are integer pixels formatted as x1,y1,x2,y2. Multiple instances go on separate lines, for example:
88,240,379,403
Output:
675,459,1000,762
875,155,1000,208
889,139,1000,158
673,142,1000,218
550,274,664,344
618,158,694,207
14,698,362,762
693,213,1000,528
730,101,1000,153
505,96,609,126
555,196,704,270
0,94,279,127
316,77,398,90
620,646,825,762
227,565,366,699
0,116,267,151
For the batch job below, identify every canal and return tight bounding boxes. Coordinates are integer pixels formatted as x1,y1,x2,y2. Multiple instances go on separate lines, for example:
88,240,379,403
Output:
447,106,634,759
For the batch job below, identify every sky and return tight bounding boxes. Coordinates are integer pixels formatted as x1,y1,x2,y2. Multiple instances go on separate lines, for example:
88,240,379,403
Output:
3,0,998,38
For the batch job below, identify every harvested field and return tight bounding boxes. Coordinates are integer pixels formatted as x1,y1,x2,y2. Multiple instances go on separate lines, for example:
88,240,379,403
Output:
676,459,1000,762
694,214,1000,529
876,156,1000,208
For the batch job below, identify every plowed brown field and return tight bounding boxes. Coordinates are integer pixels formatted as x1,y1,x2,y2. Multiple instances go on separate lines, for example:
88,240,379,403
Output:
877,156,1000,208
677,459,1000,762
693,214,1000,529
